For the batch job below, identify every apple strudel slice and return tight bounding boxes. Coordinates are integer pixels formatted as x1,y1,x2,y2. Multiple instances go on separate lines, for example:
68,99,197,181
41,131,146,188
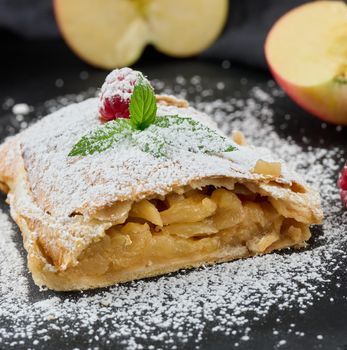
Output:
0,69,323,291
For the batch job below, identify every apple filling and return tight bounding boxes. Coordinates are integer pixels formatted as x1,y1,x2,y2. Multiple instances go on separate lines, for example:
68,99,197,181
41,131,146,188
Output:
73,186,310,278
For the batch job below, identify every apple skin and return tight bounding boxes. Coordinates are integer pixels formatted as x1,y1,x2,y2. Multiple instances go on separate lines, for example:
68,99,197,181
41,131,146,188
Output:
267,63,347,126
264,2,347,126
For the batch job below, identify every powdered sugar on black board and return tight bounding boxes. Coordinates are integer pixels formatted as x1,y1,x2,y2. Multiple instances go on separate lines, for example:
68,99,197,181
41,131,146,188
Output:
0,76,346,350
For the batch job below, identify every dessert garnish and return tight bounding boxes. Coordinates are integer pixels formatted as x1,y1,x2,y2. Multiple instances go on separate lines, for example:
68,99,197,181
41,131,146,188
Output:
338,163,347,208
69,69,236,157
99,68,151,122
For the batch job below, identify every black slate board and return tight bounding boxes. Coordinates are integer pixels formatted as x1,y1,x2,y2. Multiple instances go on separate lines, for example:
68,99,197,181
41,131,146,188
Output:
0,39,347,350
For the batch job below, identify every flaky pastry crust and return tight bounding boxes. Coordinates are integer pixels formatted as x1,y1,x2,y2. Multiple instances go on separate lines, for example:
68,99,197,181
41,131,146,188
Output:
0,96,323,291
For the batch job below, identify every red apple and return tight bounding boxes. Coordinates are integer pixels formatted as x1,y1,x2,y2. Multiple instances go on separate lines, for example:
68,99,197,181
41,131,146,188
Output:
54,0,228,69
338,163,347,208
265,1,347,125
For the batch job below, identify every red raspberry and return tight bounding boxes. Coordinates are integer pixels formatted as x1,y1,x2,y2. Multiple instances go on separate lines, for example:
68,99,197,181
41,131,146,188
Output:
100,95,131,121
99,68,149,122
338,164,347,208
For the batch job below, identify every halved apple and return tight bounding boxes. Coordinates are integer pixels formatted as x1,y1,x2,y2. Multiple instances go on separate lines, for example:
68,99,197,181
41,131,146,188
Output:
265,1,347,125
54,0,228,69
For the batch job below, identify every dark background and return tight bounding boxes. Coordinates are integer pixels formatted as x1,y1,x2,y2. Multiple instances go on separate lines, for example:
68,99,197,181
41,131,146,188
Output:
0,0,311,69
0,1,347,350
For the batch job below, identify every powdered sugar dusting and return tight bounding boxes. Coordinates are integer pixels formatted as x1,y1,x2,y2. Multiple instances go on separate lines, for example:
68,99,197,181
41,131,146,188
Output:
15,97,304,218
0,76,346,349
100,68,146,102
0,210,28,299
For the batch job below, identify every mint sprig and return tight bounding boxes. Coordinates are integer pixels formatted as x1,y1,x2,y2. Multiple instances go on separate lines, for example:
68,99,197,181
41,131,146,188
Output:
69,75,236,158
69,114,235,158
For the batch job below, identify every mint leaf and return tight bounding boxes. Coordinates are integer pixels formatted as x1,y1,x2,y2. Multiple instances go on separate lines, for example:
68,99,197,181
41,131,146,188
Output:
68,118,132,156
152,115,236,154
129,81,157,130
68,115,236,158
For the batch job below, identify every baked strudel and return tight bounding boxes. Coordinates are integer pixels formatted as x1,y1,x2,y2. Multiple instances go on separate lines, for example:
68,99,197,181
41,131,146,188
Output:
0,68,323,291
